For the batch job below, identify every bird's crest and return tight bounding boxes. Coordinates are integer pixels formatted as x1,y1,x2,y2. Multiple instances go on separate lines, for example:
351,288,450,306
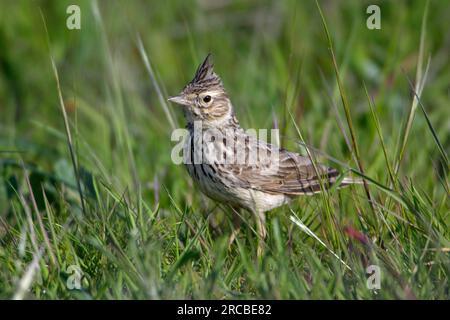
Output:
188,54,223,90
192,53,214,82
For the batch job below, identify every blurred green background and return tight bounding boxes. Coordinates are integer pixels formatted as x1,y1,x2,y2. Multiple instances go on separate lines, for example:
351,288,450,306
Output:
0,0,448,299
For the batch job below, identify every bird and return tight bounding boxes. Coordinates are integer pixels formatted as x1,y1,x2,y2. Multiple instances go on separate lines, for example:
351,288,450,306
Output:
168,54,358,255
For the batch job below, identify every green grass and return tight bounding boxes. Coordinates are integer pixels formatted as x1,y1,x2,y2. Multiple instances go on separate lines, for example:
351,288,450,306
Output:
0,0,449,299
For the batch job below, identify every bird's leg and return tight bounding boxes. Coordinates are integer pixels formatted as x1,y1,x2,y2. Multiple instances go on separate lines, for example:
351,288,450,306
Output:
228,206,242,248
255,210,267,257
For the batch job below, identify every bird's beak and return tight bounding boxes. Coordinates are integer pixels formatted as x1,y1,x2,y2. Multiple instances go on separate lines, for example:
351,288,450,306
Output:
168,95,190,106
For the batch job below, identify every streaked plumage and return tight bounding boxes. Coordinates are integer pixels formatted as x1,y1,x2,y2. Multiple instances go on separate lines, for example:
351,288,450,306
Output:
169,54,357,253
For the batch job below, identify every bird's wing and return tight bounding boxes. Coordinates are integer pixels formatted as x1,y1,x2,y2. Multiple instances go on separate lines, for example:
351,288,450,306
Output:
223,136,342,195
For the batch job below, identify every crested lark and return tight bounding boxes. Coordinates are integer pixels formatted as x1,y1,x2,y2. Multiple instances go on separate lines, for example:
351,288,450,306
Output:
169,54,357,254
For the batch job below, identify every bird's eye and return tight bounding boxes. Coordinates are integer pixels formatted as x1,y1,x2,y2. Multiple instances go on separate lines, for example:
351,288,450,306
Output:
203,95,212,103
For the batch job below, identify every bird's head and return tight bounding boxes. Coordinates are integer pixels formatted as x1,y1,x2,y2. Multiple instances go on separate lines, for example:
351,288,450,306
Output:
168,54,234,127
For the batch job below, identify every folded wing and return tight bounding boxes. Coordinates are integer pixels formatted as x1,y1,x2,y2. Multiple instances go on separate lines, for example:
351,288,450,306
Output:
224,136,343,195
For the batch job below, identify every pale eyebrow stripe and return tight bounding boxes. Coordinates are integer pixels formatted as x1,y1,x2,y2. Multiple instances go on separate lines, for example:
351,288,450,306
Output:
203,90,222,97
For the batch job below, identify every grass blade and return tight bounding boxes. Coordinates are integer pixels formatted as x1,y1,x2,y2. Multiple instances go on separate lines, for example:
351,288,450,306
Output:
393,0,430,175
137,35,178,131
315,0,376,219
290,213,351,271
39,10,86,216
